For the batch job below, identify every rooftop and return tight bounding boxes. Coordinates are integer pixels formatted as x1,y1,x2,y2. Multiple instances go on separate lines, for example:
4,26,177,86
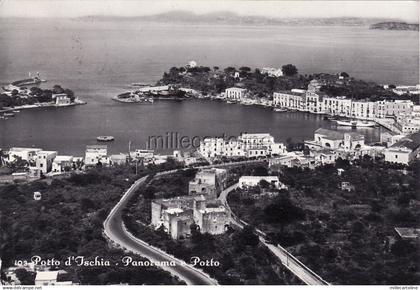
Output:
86,145,107,150
9,147,42,152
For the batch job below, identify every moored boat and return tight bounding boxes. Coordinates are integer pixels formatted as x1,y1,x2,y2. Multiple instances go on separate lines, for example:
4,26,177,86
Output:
336,120,376,127
274,108,288,112
3,113,15,117
97,136,115,142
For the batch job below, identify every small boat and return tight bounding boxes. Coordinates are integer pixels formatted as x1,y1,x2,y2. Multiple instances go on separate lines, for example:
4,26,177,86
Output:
336,120,376,127
274,108,288,112
3,113,15,117
97,136,114,142
12,110,20,113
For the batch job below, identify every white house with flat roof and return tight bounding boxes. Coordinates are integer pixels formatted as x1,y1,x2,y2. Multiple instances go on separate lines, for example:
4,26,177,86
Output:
7,147,42,164
238,176,286,189
85,145,109,166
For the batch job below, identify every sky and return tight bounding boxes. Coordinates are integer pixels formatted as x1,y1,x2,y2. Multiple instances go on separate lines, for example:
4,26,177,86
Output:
0,0,418,22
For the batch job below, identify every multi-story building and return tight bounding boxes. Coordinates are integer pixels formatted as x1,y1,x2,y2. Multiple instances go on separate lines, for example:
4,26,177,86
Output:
198,133,286,160
225,87,247,100
188,168,228,199
151,195,230,239
35,151,58,173
322,96,352,117
84,145,109,166
273,90,306,111
350,100,377,120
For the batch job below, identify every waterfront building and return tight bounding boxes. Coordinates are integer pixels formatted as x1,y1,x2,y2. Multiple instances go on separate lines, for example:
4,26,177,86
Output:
35,151,58,173
350,100,377,120
51,155,74,174
238,176,286,189
305,128,365,151
7,147,42,164
225,87,247,100
84,145,109,166
53,94,71,106
383,132,420,165
273,90,306,111
188,168,228,199
322,96,352,117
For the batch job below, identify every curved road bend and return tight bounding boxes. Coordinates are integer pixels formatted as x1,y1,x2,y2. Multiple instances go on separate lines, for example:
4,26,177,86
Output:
103,176,217,285
218,184,330,286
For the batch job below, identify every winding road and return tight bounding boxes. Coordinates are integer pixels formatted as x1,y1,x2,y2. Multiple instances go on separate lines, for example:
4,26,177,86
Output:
103,158,328,285
103,175,218,285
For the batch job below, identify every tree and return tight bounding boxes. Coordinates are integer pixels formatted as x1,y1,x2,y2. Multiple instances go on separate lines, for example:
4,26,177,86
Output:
11,89,18,96
340,72,349,78
53,85,64,94
235,226,259,247
224,67,236,75
281,64,298,76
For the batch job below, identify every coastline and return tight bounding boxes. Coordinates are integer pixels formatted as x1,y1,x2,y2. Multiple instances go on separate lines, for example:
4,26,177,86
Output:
0,98,87,113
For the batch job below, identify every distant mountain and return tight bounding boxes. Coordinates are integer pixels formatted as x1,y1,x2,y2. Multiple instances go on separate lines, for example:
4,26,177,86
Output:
370,22,419,31
76,10,397,26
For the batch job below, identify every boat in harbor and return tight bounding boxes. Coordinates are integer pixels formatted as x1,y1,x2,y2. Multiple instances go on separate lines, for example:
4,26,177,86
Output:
274,108,288,112
3,113,15,117
12,110,20,113
97,136,115,142
336,120,376,127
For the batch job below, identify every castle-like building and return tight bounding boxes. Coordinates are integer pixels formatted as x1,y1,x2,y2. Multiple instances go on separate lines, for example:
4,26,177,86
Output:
151,168,230,239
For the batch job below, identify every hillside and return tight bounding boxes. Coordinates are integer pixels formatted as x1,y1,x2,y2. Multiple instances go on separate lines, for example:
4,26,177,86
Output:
370,22,419,31
76,11,395,26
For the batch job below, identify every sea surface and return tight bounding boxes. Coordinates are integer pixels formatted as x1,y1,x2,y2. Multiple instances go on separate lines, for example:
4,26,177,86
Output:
0,18,418,155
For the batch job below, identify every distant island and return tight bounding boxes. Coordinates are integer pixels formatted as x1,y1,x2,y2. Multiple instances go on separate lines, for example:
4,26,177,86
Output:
370,21,419,31
76,10,397,27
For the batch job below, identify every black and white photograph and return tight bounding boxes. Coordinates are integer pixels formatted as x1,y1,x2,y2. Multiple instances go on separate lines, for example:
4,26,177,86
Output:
0,0,419,288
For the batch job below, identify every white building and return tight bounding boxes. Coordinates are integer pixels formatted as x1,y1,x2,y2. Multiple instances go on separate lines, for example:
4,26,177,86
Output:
7,147,42,164
238,176,286,189
84,145,109,166
261,67,283,77
273,91,306,111
383,133,420,165
225,87,247,100
305,128,365,151
53,93,71,106
51,155,73,174
35,151,58,173
198,133,286,159
322,96,352,117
